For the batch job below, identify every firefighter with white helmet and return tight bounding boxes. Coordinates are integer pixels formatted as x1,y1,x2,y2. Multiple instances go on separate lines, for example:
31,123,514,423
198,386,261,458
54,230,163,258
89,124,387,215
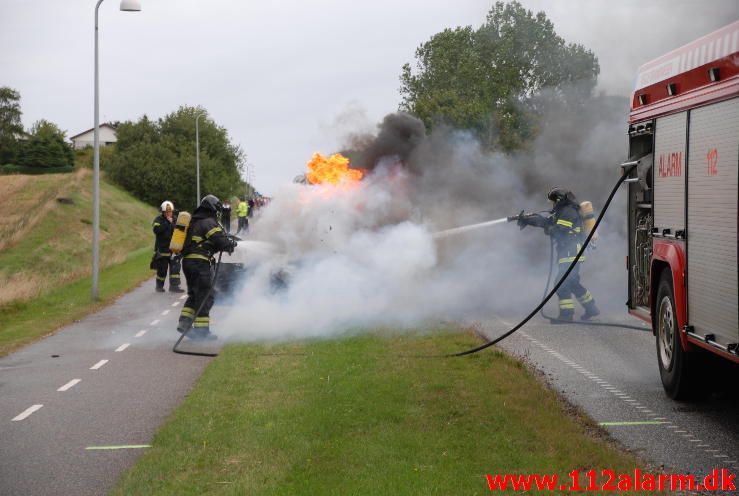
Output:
151,201,184,293
517,187,600,322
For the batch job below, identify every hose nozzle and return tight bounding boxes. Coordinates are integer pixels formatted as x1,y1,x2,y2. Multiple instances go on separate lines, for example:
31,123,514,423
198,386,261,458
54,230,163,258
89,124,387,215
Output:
507,210,528,222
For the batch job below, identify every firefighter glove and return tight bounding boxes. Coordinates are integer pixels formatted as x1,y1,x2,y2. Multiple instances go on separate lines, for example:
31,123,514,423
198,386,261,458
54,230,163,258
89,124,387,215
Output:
227,237,238,254
516,211,530,230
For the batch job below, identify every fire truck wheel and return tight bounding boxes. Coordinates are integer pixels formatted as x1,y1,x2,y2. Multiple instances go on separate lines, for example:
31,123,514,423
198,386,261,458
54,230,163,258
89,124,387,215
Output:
655,270,698,400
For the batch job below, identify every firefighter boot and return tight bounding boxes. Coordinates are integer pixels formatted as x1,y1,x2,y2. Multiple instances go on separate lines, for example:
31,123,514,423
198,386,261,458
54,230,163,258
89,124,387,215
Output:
177,306,195,334
551,310,574,324
155,278,165,293
169,284,185,293
190,317,217,341
578,291,600,321
551,298,575,324
177,317,193,334
581,302,601,321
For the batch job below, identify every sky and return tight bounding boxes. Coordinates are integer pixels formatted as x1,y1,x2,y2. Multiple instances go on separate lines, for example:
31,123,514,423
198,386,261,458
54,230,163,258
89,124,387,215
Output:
2,0,738,196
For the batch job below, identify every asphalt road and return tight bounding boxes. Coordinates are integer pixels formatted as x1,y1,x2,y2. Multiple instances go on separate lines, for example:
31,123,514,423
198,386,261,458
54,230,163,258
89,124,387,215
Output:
480,312,739,493
0,281,217,496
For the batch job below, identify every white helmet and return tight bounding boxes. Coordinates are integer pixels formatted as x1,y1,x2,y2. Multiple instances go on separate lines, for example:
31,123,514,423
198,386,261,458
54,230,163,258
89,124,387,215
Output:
160,201,174,212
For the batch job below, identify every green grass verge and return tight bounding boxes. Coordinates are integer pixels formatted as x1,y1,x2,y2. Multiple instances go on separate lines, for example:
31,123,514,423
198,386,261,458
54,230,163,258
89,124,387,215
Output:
0,164,75,174
112,332,659,495
0,247,153,356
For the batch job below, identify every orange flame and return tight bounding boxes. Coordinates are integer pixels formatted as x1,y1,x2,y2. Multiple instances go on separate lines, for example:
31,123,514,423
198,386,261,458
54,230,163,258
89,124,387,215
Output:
306,152,364,186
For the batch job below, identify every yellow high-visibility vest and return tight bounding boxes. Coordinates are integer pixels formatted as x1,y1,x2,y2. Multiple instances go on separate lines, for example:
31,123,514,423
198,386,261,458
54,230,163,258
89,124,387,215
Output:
237,201,249,217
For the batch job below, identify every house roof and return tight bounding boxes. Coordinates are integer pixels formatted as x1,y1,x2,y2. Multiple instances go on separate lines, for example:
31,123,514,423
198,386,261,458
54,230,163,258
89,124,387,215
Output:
69,123,118,140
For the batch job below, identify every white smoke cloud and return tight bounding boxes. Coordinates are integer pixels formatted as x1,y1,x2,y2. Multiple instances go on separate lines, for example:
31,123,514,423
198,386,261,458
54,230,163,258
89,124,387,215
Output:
220,89,634,343
220,171,441,341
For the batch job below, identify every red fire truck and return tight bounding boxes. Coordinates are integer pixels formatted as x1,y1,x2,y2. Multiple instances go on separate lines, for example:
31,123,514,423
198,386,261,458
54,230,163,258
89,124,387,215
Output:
625,20,738,399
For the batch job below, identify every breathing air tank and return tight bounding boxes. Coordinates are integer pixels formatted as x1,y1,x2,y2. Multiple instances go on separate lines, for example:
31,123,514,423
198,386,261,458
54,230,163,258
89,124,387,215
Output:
169,211,191,254
580,201,598,242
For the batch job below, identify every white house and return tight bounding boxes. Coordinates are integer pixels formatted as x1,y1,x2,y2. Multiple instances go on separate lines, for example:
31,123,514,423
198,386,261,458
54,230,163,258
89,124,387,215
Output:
69,123,117,149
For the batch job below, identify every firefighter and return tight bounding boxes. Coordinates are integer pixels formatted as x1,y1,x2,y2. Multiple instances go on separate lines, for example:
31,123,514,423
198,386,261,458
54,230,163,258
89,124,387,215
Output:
518,187,600,322
176,194,237,340
151,201,184,293
236,197,249,234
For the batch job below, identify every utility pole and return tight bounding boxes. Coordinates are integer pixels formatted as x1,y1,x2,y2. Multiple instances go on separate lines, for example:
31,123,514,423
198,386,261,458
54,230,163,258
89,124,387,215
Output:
195,112,205,207
91,0,141,301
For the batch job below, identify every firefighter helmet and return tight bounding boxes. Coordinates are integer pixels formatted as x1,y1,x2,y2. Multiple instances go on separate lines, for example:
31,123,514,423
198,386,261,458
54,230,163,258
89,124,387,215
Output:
160,200,174,212
547,187,573,203
200,194,222,213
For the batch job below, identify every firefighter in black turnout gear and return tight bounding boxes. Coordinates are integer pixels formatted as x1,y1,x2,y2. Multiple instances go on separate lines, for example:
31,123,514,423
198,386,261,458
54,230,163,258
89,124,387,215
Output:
518,187,600,322
152,201,184,293
176,195,237,340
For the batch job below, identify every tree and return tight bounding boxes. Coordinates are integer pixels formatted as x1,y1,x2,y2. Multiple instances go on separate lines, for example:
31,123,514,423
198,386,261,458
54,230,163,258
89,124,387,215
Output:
0,87,24,164
16,119,74,169
108,106,247,211
29,119,67,140
399,1,599,152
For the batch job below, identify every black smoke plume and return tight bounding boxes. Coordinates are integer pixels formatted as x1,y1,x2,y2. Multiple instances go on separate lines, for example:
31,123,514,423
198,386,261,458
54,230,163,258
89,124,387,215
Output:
346,112,426,172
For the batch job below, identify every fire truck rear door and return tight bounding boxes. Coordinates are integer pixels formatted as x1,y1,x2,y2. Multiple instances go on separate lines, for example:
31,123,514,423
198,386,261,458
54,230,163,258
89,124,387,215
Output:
687,97,739,346
653,112,687,235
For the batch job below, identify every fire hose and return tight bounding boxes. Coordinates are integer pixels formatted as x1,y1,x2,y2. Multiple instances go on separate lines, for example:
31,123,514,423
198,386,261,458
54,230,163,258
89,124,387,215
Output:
441,161,640,357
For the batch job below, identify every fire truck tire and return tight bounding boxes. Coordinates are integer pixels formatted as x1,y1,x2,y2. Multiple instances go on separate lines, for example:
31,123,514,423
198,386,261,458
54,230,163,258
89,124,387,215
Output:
655,270,699,400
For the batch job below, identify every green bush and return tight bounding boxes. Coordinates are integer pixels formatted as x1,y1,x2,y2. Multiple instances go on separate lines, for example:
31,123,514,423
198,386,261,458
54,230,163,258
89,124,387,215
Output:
16,133,74,169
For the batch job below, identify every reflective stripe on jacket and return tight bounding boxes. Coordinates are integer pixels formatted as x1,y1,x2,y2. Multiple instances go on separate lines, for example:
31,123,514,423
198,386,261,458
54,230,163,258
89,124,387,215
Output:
182,209,230,261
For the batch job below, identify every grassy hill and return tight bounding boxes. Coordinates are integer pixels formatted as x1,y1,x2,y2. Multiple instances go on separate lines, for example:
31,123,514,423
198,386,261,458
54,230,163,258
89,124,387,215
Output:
0,168,157,355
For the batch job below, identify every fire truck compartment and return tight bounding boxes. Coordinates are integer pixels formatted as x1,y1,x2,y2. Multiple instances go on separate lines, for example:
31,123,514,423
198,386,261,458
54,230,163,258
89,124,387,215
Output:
686,97,739,346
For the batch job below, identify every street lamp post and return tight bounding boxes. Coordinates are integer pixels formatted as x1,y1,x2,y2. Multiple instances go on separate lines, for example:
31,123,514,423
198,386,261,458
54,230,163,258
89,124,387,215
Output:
195,112,205,207
92,0,141,301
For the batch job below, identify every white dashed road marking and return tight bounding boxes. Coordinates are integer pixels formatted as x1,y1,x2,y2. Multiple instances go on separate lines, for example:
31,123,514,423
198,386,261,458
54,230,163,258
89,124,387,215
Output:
134,330,147,338
115,343,130,352
509,328,727,465
57,379,81,392
149,319,160,326
90,360,108,370
179,294,187,300
171,301,180,307
12,404,43,421
161,310,170,316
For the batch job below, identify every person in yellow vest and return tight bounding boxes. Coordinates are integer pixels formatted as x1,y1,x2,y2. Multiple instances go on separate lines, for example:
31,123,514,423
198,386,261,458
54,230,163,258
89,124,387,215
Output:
236,197,249,234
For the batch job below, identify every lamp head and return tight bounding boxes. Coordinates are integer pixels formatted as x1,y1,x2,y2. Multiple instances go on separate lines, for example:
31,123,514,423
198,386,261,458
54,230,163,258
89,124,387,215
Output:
119,0,141,12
